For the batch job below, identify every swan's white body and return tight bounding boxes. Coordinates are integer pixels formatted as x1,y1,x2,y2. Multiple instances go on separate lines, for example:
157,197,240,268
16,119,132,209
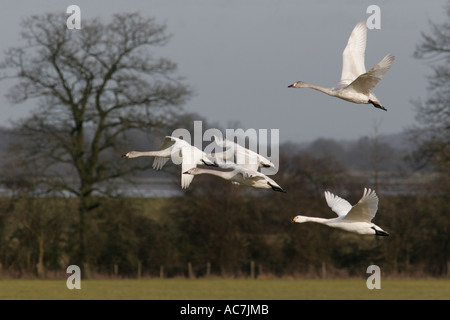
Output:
122,136,216,189
288,21,395,111
210,135,275,171
293,188,389,236
184,164,286,193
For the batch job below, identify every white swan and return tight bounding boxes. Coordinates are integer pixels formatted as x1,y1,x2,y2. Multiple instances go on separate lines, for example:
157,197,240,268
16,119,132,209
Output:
292,188,389,236
183,164,286,193
122,136,217,189
288,21,395,111
210,135,275,171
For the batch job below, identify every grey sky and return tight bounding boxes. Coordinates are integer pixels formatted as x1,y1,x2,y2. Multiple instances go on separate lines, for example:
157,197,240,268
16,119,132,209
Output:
0,0,446,143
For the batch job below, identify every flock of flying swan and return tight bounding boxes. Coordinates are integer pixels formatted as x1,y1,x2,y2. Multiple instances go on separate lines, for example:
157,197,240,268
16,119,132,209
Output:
122,21,392,236
122,136,217,189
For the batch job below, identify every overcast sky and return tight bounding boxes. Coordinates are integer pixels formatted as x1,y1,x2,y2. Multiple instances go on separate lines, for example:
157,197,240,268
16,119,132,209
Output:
0,0,446,144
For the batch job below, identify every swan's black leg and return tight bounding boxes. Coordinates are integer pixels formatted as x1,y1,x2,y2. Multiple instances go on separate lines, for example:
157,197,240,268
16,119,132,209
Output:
369,100,387,111
371,226,389,236
268,182,287,193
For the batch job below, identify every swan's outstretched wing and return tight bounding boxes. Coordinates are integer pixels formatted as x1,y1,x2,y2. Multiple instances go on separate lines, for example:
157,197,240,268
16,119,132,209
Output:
324,191,353,217
179,145,207,189
180,165,195,189
235,145,274,170
220,163,262,181
152,136,176,170
213,135,274,171
153,157,170,170
338,21,367,87
234,149,260,171
343,188,379,222
344,54,395,95
180,149,196,189
237,166,264,180
209,149,234,164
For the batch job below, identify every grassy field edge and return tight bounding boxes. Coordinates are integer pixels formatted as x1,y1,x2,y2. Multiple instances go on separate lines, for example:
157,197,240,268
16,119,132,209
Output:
0,278,449,300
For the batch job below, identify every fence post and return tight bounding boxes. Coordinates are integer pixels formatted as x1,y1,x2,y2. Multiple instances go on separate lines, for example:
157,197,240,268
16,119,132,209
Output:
188,262,194,279
137,261,142,279
114,264,118,278
321,261,327,278
160,265,164,279
206,262,211,278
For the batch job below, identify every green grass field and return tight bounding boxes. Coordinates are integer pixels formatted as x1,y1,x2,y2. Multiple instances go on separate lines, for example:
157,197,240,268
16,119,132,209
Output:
0,278,449,300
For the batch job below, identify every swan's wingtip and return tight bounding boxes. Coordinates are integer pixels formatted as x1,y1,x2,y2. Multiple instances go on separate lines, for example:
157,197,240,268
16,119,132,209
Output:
354,21,367,29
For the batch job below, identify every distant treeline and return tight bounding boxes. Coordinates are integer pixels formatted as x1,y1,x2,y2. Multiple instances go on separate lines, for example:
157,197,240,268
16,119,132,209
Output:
0,127,416,179
0,151,448,279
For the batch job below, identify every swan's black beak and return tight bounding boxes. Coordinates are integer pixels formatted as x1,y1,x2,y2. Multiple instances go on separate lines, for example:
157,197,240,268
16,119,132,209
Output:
288,84,294,88
121,154,128,158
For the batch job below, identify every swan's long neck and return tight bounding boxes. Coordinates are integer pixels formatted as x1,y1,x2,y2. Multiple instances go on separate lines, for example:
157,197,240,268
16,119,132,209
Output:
128,151,161,158
302,83,336,96
294,215,336,225
300,216,329,223
191,168,235,180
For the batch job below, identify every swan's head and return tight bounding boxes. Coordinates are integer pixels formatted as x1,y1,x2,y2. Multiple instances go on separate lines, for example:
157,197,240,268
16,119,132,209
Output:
288,81,307,88
292,215,307,223
121,151,138,159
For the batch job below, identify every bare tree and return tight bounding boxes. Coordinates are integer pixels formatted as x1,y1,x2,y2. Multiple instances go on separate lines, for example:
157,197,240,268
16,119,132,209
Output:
409,3,450,173
0,12,192,265
407,2,450,276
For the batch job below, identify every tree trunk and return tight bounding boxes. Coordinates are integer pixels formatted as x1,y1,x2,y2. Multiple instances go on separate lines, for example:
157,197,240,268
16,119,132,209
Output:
78,202,87,266
37,235,45,279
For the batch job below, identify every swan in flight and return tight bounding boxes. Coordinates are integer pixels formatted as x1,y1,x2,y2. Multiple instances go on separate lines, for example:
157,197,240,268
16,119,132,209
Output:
122,136,217,189
288,21,395,111
184,163,286,193
292,188,389,236
210,135,276,171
